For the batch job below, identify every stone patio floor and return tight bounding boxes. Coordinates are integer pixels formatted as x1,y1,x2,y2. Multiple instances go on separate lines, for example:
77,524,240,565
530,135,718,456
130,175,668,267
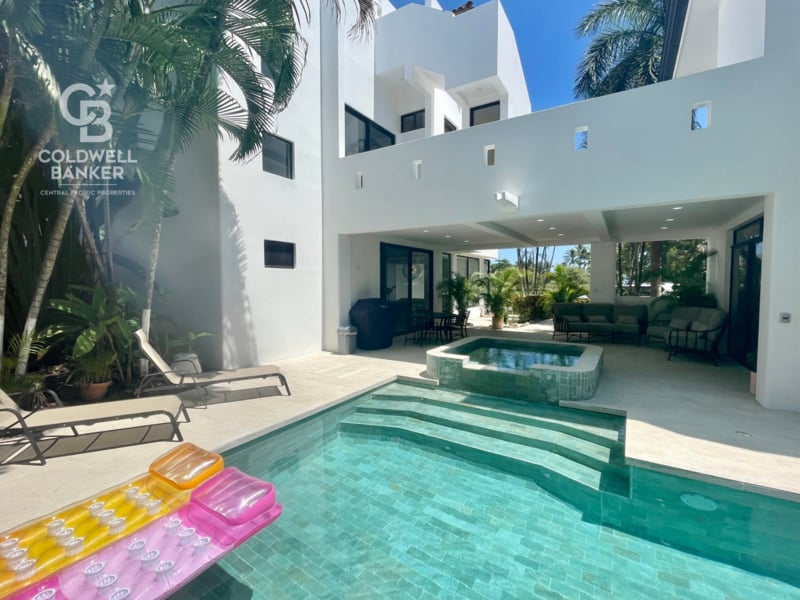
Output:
2,318,800,531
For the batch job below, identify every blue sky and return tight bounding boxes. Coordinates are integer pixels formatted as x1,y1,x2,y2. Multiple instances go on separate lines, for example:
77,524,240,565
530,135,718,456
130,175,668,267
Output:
391,1,597,263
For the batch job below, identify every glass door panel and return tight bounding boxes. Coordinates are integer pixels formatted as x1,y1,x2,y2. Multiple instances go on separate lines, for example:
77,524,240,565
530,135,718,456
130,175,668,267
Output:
381,243,433,335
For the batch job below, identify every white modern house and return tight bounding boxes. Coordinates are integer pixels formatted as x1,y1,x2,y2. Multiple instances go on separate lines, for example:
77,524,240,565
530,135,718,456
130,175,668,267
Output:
142,0,798,412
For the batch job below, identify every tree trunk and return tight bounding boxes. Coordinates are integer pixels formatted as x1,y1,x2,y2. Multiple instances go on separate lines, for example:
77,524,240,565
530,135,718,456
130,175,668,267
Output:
616,243,623,294
139,214,163,376
15,192,77,375
74,196,108,284
649,240,663,297
0,59,15,137
0,118,56,360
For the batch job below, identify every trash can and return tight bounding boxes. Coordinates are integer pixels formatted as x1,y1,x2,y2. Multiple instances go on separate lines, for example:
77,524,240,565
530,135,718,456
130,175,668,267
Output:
348,299,397,350
337,326,358,354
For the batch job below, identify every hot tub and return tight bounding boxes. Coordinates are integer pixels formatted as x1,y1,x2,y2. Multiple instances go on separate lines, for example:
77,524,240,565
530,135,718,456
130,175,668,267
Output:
426,336,603,404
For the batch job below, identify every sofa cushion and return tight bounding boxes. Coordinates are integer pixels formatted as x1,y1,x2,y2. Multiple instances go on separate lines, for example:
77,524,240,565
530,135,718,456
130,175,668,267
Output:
563,315,581,323
582,303,614,322
689,321,711,332
616,315,638,325
669,318,691,330
588,315,609,323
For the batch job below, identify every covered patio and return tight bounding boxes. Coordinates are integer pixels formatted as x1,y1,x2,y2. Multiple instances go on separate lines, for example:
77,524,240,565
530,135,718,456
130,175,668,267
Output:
2,318,799,533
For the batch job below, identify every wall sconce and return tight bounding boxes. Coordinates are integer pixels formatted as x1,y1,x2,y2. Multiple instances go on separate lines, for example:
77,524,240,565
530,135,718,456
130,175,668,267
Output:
495,191,519,212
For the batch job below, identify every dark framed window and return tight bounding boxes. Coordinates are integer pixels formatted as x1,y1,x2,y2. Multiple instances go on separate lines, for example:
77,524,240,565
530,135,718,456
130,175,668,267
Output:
262,133,294,179
444,118,457,133
484,259,491,274
456,255,480,277
345,105,395,156
264,240,295,269
401,109,425,133
470,101,500,127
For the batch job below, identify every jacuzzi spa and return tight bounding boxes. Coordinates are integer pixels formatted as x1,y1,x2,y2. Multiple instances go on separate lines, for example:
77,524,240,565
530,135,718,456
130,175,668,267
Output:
426,336,603,404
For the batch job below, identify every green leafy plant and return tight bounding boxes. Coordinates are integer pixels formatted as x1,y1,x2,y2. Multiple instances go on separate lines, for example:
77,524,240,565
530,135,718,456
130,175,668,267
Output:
44,285,139,385
436,275,479,316
540,265,589,312
167,331,216,355
477,269,521,324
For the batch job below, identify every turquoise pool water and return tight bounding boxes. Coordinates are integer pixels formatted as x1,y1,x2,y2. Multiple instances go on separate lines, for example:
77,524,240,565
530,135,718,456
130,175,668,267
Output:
465,339,581,368
172,383,800,599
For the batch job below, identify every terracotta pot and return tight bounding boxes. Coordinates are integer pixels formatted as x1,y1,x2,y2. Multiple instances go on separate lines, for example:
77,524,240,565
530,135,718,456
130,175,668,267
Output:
491,314,505,329
78,381,112,402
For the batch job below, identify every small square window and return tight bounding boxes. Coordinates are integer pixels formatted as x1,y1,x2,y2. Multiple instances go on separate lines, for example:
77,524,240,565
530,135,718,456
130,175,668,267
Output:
574,126,589,151
691,103,710,130
484,145,495,166
262,133,294,179
401,109,425,133
264,240,295,269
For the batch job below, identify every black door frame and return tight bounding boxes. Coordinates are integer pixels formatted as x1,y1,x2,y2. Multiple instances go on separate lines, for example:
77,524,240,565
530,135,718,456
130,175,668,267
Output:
380,242,434,335
728,217,763,367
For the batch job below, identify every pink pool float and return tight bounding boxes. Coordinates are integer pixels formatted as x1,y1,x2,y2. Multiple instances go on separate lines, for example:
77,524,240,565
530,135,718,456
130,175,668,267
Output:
7,466,281,600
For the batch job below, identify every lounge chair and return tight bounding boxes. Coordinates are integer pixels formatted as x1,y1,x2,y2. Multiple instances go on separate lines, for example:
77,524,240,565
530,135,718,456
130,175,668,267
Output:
134,329,291,402
0,388,188,465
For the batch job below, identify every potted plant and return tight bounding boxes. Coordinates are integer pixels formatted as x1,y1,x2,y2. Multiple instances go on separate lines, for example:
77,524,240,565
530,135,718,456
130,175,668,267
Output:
167,331,215,374
436,275,479,317
44,285,136,401
478,269,520,329
70,350,115,402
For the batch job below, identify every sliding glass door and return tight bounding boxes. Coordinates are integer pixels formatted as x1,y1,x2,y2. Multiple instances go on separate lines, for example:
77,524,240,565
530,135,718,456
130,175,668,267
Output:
729,218,762,366
380,243,433,335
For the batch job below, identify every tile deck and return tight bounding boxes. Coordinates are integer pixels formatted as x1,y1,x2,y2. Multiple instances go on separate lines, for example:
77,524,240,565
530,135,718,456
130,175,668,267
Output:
2,319,800,532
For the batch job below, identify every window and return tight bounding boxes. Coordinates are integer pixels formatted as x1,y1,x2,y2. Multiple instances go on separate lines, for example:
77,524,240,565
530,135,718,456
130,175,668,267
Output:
264,240,295,269
470,101,500,126
401,109,425,133
345,106,395,155
262,133,293,179
444,118,457,133
691,102,710,130
456,255,480,277
574,126,589,151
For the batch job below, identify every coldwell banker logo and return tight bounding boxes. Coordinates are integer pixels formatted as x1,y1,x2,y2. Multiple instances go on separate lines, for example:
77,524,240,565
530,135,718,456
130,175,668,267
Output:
39,78,137,194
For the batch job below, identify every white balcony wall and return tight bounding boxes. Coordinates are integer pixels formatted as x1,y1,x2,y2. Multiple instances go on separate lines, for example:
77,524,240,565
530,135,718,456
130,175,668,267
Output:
322,1,800,410
375,1,528,116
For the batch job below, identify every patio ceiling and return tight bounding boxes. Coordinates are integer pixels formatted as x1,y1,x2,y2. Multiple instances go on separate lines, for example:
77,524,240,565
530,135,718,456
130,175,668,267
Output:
375,195,763,251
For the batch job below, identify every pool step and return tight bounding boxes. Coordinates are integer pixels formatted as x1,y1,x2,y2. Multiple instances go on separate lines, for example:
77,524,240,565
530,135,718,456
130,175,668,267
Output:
339,395,630,501
370,390,624,446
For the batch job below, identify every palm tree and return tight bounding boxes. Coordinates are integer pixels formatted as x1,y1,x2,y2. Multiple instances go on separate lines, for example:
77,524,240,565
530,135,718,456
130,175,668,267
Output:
574,0,666,99
477,269,520,329
9,0,378,375
541,265,589,311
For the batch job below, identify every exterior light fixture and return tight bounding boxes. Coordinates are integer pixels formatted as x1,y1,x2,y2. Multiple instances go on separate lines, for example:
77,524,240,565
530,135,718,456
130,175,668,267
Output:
673,206,684,210
494,191,519,212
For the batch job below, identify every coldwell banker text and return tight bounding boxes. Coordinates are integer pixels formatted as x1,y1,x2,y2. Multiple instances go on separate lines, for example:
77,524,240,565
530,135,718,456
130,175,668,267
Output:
38,149,136,182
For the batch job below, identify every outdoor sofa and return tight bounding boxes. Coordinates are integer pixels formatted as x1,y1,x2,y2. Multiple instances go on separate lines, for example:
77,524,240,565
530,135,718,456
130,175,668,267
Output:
552,302,647,344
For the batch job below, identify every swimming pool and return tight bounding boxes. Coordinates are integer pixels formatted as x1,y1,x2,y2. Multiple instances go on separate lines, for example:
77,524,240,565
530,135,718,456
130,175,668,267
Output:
174,382,800,599
427,337,602,403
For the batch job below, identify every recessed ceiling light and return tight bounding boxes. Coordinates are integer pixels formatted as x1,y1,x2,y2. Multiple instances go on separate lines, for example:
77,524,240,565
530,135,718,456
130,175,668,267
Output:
536,218,545,222
665,218,675,222
673,206,683,210
548,227,556,230
445,235,452,238
557,233,564,237
660,226,669,230
463,240,469,243
423,229,429,232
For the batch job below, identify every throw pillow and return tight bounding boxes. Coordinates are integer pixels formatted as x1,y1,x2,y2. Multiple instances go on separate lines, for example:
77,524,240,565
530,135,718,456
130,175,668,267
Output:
669,318,690,330
616,315,638,325
690,321,711,332
563,315,581,323
588,315,608,323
